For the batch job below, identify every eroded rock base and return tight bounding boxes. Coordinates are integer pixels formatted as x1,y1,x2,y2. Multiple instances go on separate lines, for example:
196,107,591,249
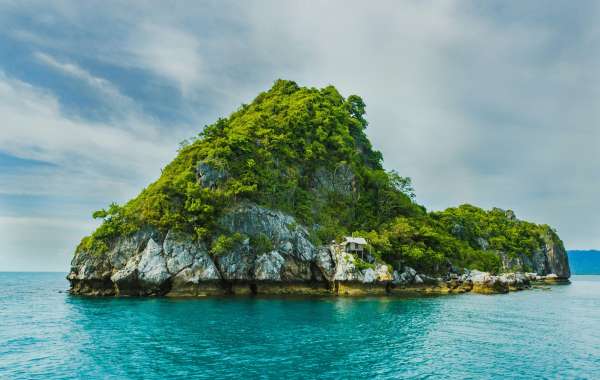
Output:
69,274,569,298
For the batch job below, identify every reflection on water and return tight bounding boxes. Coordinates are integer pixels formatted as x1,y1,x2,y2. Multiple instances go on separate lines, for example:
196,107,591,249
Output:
1,273,599,379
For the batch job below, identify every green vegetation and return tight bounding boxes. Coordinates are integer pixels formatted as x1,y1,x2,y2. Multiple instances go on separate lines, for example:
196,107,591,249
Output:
353,257,375,271
431,205,548,259
249,233,275,255
79,79,558,275
210,233,246,257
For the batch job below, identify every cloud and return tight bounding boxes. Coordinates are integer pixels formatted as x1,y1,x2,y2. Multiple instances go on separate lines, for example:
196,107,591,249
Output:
33,51,135,110
0,72,173,172
127,23,203,95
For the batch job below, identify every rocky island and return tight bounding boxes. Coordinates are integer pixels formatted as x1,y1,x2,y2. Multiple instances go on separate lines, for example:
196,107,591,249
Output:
68,80,570,297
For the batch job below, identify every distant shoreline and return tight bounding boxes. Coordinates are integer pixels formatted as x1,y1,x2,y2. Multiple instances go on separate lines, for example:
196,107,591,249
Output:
568,251,600,275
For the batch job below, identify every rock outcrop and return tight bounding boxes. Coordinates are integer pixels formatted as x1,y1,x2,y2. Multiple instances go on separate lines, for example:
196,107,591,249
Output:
68,204,570,297
494,227,570,279
68,203,394,296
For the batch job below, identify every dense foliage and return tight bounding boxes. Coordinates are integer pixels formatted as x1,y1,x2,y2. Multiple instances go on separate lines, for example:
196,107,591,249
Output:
78,80,558,275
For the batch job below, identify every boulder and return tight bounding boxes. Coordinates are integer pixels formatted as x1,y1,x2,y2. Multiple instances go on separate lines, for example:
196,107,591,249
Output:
361,268,377,283
470,270,509,294
170,240,221,293
111,256,140,293
374,264,392,282
315,246,336,281
393,266,417,285
498,272,529,291
333,252,361,282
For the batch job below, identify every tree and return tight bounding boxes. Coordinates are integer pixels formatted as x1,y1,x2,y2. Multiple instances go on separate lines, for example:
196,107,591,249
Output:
388,170,415,200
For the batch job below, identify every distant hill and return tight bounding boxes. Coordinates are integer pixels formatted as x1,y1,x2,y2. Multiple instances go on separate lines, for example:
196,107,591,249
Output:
568,250,600,275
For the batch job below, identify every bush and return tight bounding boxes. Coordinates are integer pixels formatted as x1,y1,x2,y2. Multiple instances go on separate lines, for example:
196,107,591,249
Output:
250,233,274,255
210,233,246,257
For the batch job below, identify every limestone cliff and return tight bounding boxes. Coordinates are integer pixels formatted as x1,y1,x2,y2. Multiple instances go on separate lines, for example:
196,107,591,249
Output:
498,227,570,278
69,204,380,296
68,204,568,296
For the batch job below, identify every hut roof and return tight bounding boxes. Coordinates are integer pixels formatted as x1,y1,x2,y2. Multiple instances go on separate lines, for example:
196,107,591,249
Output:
343,237,367,245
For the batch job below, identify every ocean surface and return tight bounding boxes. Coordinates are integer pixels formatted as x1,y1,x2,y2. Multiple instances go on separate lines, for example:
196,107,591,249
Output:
1,273,599,379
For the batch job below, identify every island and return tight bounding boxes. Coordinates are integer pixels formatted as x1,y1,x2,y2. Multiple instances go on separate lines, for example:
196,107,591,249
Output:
68,80,570,297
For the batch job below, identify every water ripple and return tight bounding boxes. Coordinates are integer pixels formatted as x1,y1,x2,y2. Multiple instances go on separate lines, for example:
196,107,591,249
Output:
1,273,600,379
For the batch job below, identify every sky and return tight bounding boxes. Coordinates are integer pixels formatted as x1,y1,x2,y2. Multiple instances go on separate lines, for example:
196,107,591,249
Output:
1,0,599,271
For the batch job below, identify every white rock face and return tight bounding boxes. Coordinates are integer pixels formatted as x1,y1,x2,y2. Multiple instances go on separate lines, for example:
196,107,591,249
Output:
498,273,528,289
108,229,158,271
216,239,254,281
333,252,360,281
361,268,377,283
330,250,392,283
110,256,139,284
163,231,198,274
218,204,316,262
173,256,221,284
469,270,511,293
470,270,490,284
495,227,570,278
315,247,336,281
69,202,562,297
375,264,392,282
254,251,285,281
137,238,170,286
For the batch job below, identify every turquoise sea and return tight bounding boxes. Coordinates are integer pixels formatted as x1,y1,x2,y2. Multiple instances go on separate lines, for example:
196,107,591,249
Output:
1,273,599,379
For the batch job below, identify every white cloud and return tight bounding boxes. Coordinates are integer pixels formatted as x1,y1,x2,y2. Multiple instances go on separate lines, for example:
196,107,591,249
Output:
0,75,165,171
34,51,135,110
0,72,182,177
128,24,203,95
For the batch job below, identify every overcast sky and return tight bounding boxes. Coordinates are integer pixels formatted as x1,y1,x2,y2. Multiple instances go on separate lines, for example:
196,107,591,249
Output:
1,1,598,271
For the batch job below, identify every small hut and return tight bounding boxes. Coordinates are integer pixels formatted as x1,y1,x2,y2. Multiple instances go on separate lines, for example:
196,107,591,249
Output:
342,237,368,259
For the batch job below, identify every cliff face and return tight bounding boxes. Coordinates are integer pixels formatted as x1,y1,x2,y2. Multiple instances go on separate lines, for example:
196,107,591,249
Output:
69,204,389,296
498,228,570,278
68,204,569,296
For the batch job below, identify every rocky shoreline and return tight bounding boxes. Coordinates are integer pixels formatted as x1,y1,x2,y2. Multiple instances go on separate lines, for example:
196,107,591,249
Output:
68,265,569,298
68,204,570,298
